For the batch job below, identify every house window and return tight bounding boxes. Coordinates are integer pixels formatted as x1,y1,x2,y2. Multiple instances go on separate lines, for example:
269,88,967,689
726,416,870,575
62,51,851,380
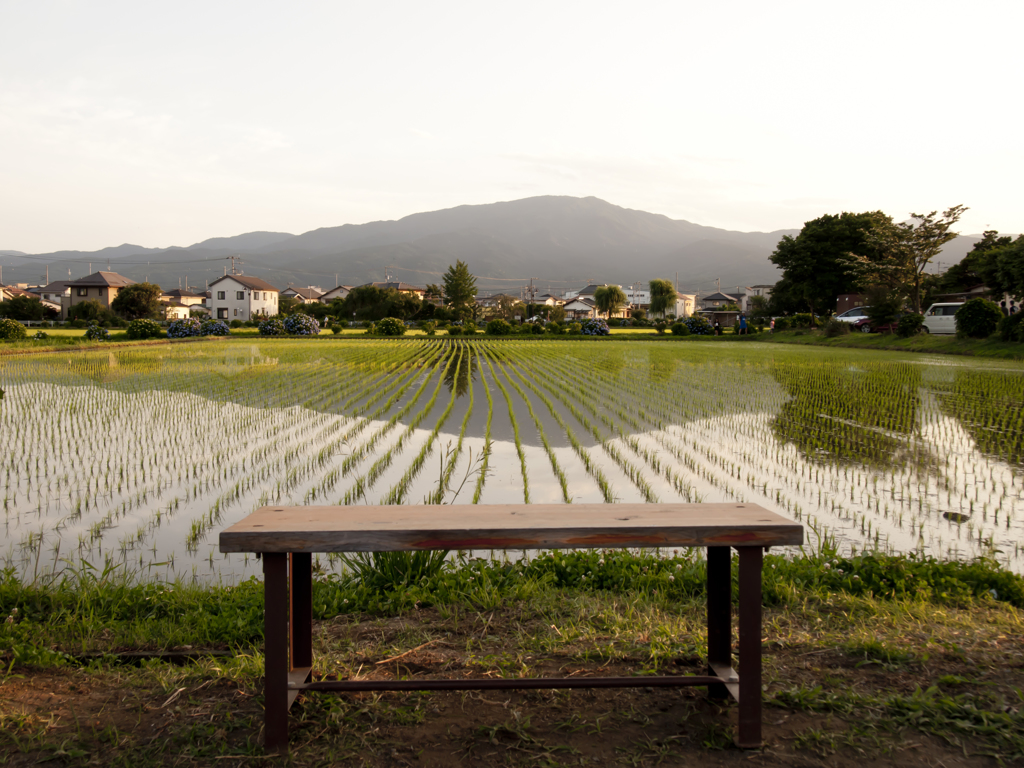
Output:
217,308,228,319
217,291,226,300
77,287,88,297
234,308,238,316
236,291,244,300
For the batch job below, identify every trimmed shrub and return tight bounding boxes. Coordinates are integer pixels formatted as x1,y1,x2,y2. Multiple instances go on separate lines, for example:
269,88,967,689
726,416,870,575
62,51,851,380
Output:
0,318,28,341
330,324,343,335
546,321,564,335
284,314,320,336
792,313,817,328
258,317,287,336
568,322,583,335
682,316,714,336
420,321,436,336
447,326,461,336
33,331,49,340
200,319,230,336
774,317,791,331
655,320,668,334
897,313,924,338
998,312,1024,342
375,317,406,336
670,322,690,336
955,298,1002,339
530,322,544,335
580,318,610,336
84,324,110,341
126,318,164,340
823,318,850,337
230,319,244,328
486,318,512,336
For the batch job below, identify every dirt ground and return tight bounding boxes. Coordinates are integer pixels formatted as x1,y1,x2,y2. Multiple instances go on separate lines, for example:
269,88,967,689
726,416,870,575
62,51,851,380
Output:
2,604,1021,767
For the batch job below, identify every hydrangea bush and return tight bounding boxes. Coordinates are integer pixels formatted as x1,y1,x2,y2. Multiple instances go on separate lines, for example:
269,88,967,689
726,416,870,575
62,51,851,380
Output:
33,331,49,340
84,324,110,341
259,317,287,336
683,316,714,335
375,317,406,336
126,318,164,340
580,318,610,336
200,319,230,336
167,318,203,338
283,314,320,336
0,318,27,341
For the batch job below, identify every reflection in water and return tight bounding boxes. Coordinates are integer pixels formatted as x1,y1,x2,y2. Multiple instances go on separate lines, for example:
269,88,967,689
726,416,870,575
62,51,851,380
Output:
769,360,925,469
936,368,1024,467
445,345,477,398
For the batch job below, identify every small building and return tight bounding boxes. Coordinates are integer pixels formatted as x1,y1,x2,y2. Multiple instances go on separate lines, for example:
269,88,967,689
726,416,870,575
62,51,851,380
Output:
36,280,74,305
163,302,191,320
319,286,352,303
699,291,741,311
207,275,280,321
675,294,696,318
836,293,866,314
63,271,135,319
535,293,565,306
281,286,324,304
477,293,519,309
161,289,206,307
563,297,598,320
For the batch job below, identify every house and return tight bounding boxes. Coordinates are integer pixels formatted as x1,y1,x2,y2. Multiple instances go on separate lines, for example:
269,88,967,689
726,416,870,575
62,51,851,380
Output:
699,291,741,311
281,286,324,304
207,275,280,321
477,293,519,309
319,286,352,303
36,280,74,305
674,294,696,318
63,271,135,319
163,302,191,320
535,293,564,306
161,289,206,307
562,297,599,320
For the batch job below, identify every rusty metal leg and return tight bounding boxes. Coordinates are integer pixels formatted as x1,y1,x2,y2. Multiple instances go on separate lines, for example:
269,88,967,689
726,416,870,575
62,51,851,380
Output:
263,553,290,752
737,546,763,748
290,553,312,670
706,546,732,700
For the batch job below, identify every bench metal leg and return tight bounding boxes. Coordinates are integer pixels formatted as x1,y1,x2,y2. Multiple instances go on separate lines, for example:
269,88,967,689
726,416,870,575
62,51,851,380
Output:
263,553,290,752
706,546,733,700
736,546,763,748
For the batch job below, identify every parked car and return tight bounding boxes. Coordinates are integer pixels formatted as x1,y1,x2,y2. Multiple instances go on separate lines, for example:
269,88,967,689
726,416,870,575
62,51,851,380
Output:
834,306,871,323
922,303,963,335
852,316,898,334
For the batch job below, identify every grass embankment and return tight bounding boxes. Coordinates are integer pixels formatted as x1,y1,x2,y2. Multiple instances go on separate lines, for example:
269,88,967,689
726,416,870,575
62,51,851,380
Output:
761,329,1024,360
2,550,1022,766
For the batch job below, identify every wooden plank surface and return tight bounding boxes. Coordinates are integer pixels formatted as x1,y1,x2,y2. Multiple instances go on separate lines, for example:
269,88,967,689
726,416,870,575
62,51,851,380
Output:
219,503,803,553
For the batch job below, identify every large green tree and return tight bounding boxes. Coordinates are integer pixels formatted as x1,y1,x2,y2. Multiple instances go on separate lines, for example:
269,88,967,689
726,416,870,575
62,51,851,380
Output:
648,279,677,317
0,295,48,320
110,282,163,320
593,285,627,319
843,205,967,313
983,236,1024,301
770,211,888,317
442,260,477,321
342,286,422,321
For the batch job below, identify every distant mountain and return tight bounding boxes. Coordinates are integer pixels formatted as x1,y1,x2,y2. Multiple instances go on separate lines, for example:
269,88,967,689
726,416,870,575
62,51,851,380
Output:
0,196,998,293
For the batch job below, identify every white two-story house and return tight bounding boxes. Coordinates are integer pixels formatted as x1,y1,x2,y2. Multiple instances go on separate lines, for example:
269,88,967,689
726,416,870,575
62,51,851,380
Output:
207,275,280,321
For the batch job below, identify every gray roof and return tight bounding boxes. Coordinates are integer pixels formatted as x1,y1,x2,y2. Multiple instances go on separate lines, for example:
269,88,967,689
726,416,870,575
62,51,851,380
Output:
209,274,279,292
68,271,135,287
357,281,424,292
282,286,323,299
163,288,203,299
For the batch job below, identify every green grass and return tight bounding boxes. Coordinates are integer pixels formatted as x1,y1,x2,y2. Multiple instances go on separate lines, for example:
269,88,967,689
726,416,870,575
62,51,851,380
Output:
764,328,1024,359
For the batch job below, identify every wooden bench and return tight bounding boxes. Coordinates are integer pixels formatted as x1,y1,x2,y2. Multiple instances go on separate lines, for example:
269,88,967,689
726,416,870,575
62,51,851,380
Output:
219,503,803,752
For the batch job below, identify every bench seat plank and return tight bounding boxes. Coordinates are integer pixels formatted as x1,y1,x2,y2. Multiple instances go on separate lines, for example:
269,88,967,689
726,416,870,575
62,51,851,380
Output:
219,503,802,553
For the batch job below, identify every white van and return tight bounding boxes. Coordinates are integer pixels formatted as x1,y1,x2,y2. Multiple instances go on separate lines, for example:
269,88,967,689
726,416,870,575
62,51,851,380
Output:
922,303,963,335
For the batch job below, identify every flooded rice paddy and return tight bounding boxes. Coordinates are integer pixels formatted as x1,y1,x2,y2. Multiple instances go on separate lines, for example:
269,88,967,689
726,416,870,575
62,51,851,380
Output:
2,338,1023,582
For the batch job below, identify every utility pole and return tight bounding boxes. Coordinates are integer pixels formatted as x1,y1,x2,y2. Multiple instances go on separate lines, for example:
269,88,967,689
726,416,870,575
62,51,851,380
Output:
45,265,49,284
229,255,242,275
716,277,721,294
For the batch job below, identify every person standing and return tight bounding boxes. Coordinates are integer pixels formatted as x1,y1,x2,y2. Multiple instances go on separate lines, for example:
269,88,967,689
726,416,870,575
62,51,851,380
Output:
739,314,747,335
714,320,721,336
769,318,775,334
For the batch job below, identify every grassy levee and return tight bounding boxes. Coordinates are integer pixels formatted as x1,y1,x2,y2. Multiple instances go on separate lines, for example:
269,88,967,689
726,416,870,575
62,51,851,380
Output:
760,328,1024,359
2,549,1024,765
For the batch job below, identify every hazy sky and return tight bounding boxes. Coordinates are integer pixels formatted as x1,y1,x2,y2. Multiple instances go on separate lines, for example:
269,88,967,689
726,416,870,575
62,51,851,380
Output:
2,0,1021,254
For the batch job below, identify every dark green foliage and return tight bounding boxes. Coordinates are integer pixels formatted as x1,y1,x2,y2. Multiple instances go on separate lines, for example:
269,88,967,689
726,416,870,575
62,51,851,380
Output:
683,315,713,335
441,260,477,321
110,282,163,320
568,322,582,334
998,312,1024,342
671,322,689,336
770,211,887,315
0,317,28,340
67,299,117,325
330,324,343,334
648,278,676,316
125,318,164,340
447,325,461,336
486,318,512,335
0,295,48,320
955,298,1002,338
230,319,244,328
791,313,817,328
530,321,544,334
774,317,790,331
823,318,850,337
258,316,286,336
897,313,924,337
865,286,902,328
593,285,627,319
341,286,421,321
420,320,436,336
655,320,668,334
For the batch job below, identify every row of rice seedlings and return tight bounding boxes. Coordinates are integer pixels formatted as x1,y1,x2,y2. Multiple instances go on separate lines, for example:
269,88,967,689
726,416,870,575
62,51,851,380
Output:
478,346,530,503
481,346,571,503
